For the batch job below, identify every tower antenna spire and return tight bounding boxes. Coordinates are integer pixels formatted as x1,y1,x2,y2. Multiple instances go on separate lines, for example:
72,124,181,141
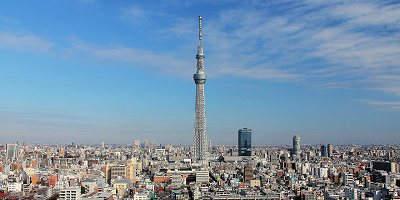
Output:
199,16,202,46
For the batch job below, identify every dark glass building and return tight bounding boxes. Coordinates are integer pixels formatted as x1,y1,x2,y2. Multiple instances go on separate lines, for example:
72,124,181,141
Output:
321,145,327,157
238,128,252,156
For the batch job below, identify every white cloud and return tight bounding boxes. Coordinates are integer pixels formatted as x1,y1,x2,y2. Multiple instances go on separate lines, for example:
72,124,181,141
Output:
0,32,54,54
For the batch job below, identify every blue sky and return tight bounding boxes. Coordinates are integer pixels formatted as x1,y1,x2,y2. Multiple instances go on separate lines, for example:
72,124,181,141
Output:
0,0,399,145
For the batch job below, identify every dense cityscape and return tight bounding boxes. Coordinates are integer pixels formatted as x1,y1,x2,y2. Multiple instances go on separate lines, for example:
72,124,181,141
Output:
1,1,400,199
1,137,400,199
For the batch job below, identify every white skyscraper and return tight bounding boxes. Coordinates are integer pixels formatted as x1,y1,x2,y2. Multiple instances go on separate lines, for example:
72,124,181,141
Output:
6,142,19,161
193,16,208,162
133,139,140,153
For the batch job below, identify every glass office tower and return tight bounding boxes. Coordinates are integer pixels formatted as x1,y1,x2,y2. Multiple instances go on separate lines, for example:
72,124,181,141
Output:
321,145,327,157
238,128,252,156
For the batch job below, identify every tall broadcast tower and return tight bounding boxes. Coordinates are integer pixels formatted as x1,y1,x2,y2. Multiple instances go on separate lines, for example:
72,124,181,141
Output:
193,16,207,162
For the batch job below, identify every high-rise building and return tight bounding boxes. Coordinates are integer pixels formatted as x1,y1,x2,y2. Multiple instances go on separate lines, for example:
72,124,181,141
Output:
133,139,140,152
327,144,333,157
244,165,254,183
6,143,19,161
321,145,327,157
193,16,208,162
292,135,301,158
150,142,156,151
238,128,252,156
244,159,254,183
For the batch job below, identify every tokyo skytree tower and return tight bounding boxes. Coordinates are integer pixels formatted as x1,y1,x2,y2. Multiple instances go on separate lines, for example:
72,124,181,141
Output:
193,16,207,162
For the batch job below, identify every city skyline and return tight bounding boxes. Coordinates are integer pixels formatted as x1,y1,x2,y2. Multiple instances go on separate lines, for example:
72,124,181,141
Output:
0,1,399,145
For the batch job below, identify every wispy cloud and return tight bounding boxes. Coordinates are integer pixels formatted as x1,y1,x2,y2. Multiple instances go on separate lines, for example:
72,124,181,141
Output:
196,0,400,96
0,32,54,54
103,0,400,95
2,0,400,98
214,66,300,80
328,2,400,26
358,99,400,111
121,5,148,25
62,37,192,77
362,100,400,106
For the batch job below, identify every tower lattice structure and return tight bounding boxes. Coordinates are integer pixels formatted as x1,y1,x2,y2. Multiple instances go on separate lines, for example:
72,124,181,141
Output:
193,16,207,162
